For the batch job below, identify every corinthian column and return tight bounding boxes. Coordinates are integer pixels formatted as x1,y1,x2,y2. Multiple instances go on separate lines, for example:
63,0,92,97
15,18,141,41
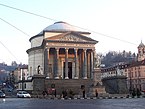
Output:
74,48,78,79
65,48,69,79
46,48,50,79
90,50,94,79
83,49,87,79
55,48,59,79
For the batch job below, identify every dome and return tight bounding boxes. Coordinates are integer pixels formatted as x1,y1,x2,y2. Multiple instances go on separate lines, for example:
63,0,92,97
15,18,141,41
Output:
37,21,88,35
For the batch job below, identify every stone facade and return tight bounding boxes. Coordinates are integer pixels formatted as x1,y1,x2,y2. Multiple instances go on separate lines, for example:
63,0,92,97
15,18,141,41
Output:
102,76,128,94
26,21,98,96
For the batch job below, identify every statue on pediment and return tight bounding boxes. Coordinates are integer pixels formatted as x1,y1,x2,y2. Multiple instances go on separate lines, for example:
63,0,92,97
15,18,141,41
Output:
60,35,85,42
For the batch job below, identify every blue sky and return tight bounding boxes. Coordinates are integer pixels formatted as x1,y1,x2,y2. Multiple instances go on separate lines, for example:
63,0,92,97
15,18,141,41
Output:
0,0,145,65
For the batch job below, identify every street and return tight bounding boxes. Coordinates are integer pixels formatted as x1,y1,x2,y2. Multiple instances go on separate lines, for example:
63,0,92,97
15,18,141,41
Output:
0,98,145,109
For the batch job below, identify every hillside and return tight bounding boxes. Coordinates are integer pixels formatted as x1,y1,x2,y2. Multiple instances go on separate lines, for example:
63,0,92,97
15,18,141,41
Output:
100,51,136,67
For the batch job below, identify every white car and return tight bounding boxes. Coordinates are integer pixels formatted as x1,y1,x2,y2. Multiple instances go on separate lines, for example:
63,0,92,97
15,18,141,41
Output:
17,91,31,98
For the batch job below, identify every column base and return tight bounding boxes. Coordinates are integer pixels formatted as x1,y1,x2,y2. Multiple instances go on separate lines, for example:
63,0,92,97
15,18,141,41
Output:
83,77,87,79
74,77,78,79
55,77,59,79
65,77,69,79
46,76,50,79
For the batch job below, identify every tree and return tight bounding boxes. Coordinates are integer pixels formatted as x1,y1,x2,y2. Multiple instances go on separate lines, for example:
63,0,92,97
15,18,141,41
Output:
100,50,137,67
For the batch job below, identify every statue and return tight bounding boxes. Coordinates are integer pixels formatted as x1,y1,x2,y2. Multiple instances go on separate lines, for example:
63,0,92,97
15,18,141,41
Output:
94,52,101,68
89,52,107,97
116,66,123,76
37,65,43,75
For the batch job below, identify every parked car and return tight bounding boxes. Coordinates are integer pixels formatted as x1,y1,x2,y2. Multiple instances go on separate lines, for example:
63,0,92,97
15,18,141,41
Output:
0,90,6,98
17,91,31,98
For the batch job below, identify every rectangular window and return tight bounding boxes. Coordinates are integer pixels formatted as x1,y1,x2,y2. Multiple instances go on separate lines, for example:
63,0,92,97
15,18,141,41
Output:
132,72,133,77
135,72,137,77
138,71,141,77
24,83,26,89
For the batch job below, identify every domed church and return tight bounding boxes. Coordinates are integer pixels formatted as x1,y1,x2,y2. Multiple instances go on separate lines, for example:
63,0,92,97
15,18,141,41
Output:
26,21,98,96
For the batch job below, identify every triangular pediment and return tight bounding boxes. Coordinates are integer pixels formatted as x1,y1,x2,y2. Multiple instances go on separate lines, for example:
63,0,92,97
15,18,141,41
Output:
59,34,87,42
45,32,97,43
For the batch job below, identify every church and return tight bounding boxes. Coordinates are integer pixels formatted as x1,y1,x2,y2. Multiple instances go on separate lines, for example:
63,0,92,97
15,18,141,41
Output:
26,21,98,96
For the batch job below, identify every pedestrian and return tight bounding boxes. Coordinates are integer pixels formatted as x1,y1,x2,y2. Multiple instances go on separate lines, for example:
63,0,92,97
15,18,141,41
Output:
136,88,141,97
82,89,85,98
69,89,74,99
62,89,67,99
95,89,98,97
51,88,56,98
42,90,46,98
132,88,136,97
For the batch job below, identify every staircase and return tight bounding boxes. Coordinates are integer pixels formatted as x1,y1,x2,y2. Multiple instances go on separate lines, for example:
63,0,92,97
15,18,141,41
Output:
45,79,93,95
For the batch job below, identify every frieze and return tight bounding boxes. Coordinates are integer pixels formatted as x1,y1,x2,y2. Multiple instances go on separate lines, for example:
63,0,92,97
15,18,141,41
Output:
47,43,94,48
60,35,86,42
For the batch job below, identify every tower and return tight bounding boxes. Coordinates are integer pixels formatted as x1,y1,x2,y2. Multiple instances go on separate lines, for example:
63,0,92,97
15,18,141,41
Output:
137,41,145,61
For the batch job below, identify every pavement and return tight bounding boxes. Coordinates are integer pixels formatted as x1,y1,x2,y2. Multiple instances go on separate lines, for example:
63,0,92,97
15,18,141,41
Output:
1,97,145,109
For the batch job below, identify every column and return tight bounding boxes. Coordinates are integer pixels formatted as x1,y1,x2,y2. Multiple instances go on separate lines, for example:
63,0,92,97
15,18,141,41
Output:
90,50,94,79
83,49,87,79
65,48,69,79
55,48,59,79
46,48,50,78
74,48,78,79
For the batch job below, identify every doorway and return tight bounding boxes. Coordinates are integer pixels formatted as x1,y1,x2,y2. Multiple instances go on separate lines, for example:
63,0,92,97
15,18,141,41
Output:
63,62,72,79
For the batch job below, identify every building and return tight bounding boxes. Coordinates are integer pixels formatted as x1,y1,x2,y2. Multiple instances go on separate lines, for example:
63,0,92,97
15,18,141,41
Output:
101,64,129,94
137,41,145,61
127,60,145,92
126,41,145,92
13,65,33,91
101,41,145,93
26,21,98,95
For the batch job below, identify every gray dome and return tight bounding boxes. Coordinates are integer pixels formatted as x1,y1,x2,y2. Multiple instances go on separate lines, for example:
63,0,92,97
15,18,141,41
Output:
37,21,87,35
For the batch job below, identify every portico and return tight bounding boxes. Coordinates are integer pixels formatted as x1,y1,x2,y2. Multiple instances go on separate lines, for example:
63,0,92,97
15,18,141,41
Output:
44,47,95,80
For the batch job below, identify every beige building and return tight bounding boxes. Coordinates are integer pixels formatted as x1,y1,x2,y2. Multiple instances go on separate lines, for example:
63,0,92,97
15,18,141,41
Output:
26,21,98,95
14,65,33,91
127,41,145,91
101,41,145,93
127,60,145,91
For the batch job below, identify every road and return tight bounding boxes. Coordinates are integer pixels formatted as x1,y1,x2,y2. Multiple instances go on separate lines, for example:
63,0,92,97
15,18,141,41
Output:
0,98,144,109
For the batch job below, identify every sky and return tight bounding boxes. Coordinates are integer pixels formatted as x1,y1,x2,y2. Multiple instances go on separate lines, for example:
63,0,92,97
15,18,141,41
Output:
0,0,145,65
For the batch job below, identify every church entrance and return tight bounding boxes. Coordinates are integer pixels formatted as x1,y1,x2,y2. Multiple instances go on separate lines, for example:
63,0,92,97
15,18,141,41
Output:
63,62,72,79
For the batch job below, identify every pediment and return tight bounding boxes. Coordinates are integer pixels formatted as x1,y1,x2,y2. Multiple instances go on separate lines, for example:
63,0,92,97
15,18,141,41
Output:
60,34,86,42
46,32,97,43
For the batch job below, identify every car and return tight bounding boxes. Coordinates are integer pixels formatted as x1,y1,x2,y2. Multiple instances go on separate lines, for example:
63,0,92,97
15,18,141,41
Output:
0,90,6,98
17,91,31,98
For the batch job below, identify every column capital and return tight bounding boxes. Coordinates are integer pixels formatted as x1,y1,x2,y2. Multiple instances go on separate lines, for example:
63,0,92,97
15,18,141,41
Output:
45,46,50,49
74,48,78,54
92,48,95,52
46,48,50,52
65,48,69,50
83,49,87,52
55,47,60,51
